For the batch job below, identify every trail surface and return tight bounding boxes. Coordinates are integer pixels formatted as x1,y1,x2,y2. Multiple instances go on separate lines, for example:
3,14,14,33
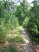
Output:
20,26,35,52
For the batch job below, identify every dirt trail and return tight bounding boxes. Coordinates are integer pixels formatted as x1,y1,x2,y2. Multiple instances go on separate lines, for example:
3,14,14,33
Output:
20,26,35,52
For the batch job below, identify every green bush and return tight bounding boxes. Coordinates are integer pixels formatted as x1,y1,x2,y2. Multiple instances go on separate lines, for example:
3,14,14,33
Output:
22,17,29,28
27,17,39,43
0,13,19,42
0,26,6,41
27,17,39,34
0,1,19,42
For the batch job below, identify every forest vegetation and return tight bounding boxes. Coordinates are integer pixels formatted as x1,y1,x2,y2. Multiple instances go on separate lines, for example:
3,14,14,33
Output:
0,0,39,52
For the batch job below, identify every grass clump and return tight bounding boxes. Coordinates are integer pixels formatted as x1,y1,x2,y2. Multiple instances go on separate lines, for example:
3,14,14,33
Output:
0,44,18,52
7,35,24,43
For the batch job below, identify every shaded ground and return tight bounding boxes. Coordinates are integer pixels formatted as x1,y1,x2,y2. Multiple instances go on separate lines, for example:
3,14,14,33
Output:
19,26,35,52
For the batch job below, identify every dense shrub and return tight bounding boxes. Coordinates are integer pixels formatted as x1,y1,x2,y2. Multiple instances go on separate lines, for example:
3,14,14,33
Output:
27,17,39,43
0,13,19,42
0,1,19,42
22,17,29,29
0,26,6,41
27,17,39,34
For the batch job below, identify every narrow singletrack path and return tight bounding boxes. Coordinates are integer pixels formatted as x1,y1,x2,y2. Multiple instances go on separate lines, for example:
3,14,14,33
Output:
20,26,35,52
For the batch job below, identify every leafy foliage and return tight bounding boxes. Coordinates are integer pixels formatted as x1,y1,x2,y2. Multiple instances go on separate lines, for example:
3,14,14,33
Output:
27,17,39,34
0,1,19,42
22,0,39,44
22,17,29,28
7,35,24,43
0,0,39,45
27,0,39,43
15,0,28,25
